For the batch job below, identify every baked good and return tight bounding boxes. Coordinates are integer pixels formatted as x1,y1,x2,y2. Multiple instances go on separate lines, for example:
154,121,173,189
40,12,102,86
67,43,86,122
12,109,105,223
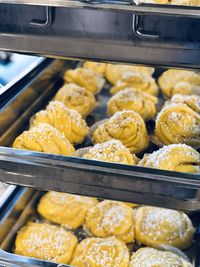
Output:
83,61,107,76
106,64,154,85
164,94,200,114
92,110,149,154
54,83,96,117
13,123,75,156
129,247,192,267
135,206,194,249
85,200,135,243
31,101,89,145
37,191,99,229
71,236,130,267
155,103,200,148
15,222,78,264
139,144,200,173
64,68,105,94
107,88,158,121
83,140,138,165
158,69,200,98
110,72,158,96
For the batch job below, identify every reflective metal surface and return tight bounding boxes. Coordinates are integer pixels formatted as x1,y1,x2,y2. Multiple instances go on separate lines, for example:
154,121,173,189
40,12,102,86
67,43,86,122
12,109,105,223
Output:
0,188,198,266
0,59,200,211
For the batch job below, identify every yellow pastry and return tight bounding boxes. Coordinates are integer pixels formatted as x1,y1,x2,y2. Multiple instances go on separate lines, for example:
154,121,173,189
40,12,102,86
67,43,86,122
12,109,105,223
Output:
92,110,149,154
37,191,99,229
54,83,96,117
155,103,200,147
158,69,200,98
71,237,130,267
83,61,107,76
15,222,78,264
110,72,158,96
106,64,154,85
83,140,138,165
64,68,105,94
85,200,135,243
107,88,158,121
129,247,192,267
135,206,194,249
31,101,89,145
172,0,200,6
139,144,200,173
164,94,200,114
13,123,75,156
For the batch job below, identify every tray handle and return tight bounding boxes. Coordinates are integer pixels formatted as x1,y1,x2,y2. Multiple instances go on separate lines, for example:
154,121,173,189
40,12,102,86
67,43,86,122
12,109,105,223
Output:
29,6,53,28
132,14,159,39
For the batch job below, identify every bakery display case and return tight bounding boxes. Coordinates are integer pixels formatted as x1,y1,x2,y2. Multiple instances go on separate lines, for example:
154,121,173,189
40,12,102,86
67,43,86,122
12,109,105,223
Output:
0,0,200,266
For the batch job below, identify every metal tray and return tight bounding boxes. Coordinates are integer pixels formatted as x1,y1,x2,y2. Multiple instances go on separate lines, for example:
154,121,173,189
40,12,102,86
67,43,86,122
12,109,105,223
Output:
0,187,199,267
0,3,200,69
0,59,200,211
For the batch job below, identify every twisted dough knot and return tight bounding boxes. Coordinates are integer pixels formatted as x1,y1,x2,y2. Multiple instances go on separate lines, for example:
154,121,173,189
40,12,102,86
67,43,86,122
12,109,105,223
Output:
110,72,158,96
107,88,158,121
164,94,200,114
83,61,107,76
85,200,135,243
54,83,96,117
158,69,200,98
64,67,105,94
130,247,192,267
15,222,78,264
139,144,200,173
106,64,154,85
38,191,98,229
135,206,194,250
83,140,138,165
13,123,75,156
155,103,200,148
92,110,149,154
31,101,88,145
71,237,130,267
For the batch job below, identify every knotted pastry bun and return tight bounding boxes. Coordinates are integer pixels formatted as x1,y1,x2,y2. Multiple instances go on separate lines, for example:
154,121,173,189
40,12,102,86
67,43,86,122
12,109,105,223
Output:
71,237,130,267
110,72,158,96
158,69,200,98
129,247,192,267
38,191,99,229
139,144,200,173
31,101,88,145
106,64,154,85
164,94,200,114
92,110,149,154
15,222,78,264
85,200,135,243
83,61,107,76
13,123,75,156
83,140,138,165
107,88,158,121
135,206,194,250
155,103,200,148
64,68,105,94
54,83,96,117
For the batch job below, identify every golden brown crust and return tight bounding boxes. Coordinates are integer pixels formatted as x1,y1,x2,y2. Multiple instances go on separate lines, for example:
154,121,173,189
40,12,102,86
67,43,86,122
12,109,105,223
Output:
31,101,89,145
54,83,96,117
71,237,130,267
13,123,75,156
37,191,99,229
135,206,194,250
15,222,78,264
92,110,149,154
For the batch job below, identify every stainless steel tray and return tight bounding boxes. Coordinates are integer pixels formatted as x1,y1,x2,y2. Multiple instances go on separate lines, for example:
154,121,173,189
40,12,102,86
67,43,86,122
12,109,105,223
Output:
0,59,200,211
0,187,199,267
0,3,200,68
